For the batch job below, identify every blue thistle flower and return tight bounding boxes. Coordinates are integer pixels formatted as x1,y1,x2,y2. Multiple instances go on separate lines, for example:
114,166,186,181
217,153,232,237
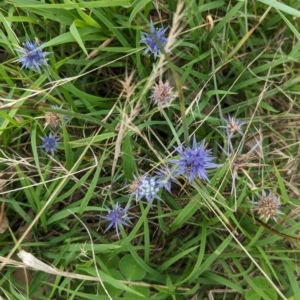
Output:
250,191,281,222
155,166,178,193
220,115,247,138
39,132,60,155
170,136,220,183
102,202,132,239
140,19,169,59
129,175,163,206
15,38,50,73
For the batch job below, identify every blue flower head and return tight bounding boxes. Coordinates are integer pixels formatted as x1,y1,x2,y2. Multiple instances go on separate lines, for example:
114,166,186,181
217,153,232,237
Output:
102,202,132,239
130,175,163,206
15,38,50,73
140,19,169,59
39,132,60,155
170,136,220,183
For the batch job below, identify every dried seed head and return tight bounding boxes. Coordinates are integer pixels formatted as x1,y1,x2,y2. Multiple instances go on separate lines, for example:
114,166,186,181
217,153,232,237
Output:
45,111,61,128
128,176,141,193
45,105,69,128
220,115,247,138
252,192,281,222
228,119,241,135
150,80,176,107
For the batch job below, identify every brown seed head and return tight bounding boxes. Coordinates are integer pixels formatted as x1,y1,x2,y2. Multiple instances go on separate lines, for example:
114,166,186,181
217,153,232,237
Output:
150,80,175,106
254,192,281,222
128,177,141,193
45,112,61,128
227,117,246,136
228,119,241,135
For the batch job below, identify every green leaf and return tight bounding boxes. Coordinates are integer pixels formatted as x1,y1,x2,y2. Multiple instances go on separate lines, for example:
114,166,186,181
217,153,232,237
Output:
245,289,261,300
207,1,244,42
76,266,144,297
124,285,150,298
76,6,101,29
206,90,236,97
10,0,132,9
273,164,289,204
70,22,88,55
258,101,278,112
258,0,300,17
105,269,125,297
169,200,198,231
119,254,146,281
129,0,152,24
122,134,136,179
264,289,278,300
253,276,270,289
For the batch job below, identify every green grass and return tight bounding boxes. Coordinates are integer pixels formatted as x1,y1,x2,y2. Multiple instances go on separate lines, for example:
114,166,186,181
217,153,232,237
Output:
0,0,300,299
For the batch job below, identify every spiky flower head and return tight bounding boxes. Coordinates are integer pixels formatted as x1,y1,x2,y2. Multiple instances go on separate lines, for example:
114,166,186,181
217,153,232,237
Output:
140,19,169,59
155,166,178,193
102,202,132,239
250,191,281,222
220,115,247,138
39,132,60,155
150,80,176,107
45,105,69,128
170,136,220,183
130,175,162,206
15,38,50,73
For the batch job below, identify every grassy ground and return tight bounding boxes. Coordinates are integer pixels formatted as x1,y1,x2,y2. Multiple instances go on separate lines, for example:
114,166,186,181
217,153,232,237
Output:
0,0,300,299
